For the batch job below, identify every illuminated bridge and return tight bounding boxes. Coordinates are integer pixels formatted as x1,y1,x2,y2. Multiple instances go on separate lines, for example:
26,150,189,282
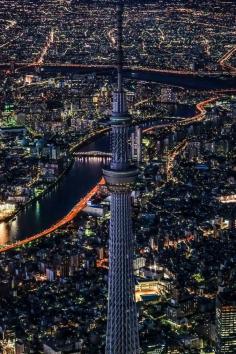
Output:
74,151,112,158
0,62,223,76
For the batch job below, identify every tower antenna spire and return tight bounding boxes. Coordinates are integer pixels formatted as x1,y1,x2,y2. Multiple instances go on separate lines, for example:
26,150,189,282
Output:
117,1,124,92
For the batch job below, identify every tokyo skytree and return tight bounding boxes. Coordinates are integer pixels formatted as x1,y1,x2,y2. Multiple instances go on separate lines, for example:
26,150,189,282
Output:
103,1,140,353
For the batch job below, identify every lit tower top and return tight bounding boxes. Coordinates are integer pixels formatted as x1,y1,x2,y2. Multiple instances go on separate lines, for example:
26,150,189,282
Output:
117,1,123,91
110,1,129,162
107,1,135,174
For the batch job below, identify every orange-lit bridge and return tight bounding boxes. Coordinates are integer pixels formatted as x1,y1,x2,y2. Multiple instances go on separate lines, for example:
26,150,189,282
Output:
0,62,233,78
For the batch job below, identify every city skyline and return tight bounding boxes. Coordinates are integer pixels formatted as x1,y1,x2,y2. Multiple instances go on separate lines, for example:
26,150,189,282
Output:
0,1,235,353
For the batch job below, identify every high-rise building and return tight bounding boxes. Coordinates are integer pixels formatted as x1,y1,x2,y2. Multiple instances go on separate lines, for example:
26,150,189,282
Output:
216,290,236,353
103,2,140,353
160,87,175,103
131,126,142,164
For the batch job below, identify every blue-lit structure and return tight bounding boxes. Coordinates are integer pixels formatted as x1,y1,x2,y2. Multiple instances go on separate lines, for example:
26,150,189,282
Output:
103,2,140,353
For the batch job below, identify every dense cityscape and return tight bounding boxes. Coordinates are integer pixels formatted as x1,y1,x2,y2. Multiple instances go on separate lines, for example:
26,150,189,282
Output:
0,0,235,353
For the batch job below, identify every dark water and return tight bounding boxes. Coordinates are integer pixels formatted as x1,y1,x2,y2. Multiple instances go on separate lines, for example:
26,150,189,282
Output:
126,70,236,90
167,104,195,117
0,134,110,245
40,66,236,90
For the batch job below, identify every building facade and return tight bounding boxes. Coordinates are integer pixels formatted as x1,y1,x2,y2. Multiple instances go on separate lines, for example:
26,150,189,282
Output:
216,291,236,353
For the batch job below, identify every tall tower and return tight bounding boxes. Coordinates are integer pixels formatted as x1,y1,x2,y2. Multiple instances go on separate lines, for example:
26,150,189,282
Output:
103,2,140,353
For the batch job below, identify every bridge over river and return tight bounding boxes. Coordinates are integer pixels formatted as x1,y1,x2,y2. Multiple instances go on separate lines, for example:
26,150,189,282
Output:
74,151,112,158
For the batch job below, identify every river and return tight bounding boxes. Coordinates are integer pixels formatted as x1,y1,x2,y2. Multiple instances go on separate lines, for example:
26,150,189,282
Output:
39,66,236,90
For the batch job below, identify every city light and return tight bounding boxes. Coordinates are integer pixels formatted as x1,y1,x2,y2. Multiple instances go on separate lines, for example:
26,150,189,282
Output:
0,1,235,352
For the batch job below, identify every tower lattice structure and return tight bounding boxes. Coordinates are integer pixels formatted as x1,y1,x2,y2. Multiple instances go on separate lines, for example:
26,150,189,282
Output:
103,2,140,354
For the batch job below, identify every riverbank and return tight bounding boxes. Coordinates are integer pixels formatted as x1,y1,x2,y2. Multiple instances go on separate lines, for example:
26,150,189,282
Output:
2,158,74,224
69,127,109,153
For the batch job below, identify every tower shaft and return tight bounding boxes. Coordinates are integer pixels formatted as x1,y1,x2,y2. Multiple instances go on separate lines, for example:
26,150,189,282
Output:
106,190,140,354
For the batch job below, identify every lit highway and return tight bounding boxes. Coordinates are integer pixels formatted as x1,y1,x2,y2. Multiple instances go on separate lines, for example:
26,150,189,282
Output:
143,96,220,133
34,29,55,65
165,139,188,182
218,45,236,73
